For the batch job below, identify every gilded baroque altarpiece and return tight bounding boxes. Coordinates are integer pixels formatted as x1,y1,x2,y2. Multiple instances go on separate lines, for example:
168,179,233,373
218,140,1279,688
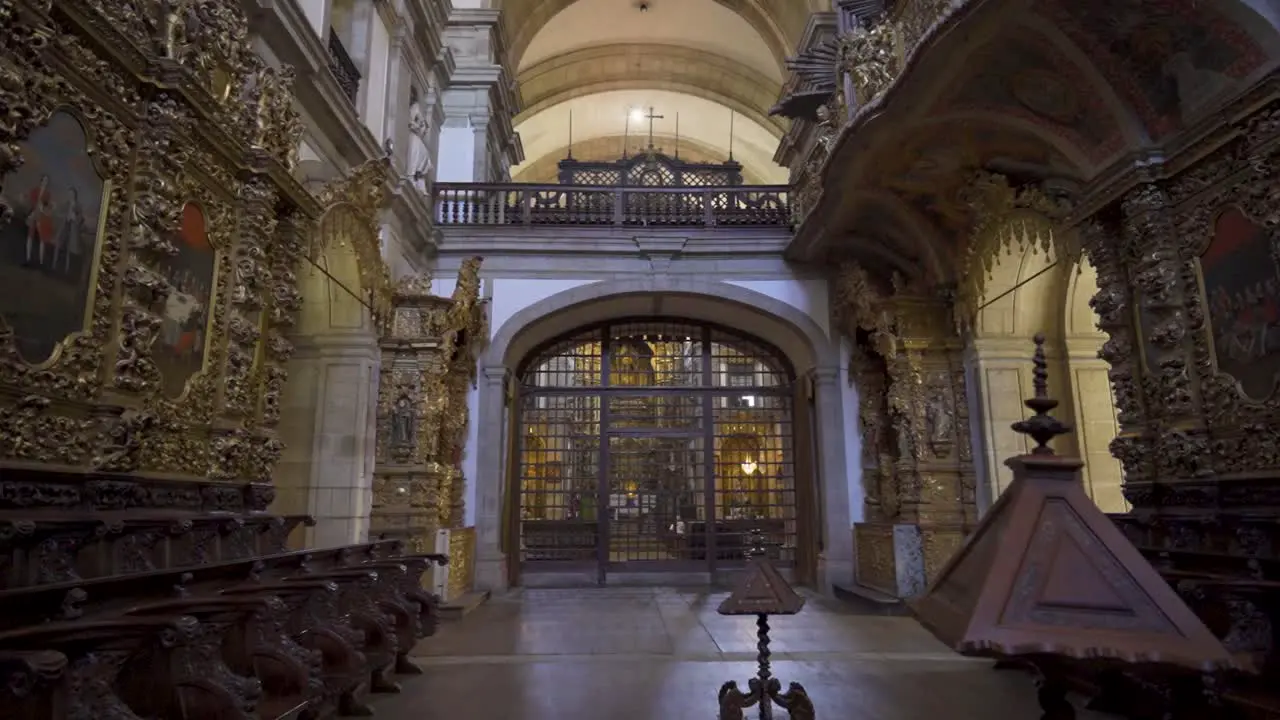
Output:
373,257,487,575
833,263,977,597
833,92,1280,597
1080,96,1280,499
0,0,319,496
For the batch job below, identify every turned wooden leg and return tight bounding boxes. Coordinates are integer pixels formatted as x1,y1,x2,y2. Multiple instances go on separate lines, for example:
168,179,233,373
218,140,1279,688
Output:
369,664,402,693
394,654,422,675
339,689,374,717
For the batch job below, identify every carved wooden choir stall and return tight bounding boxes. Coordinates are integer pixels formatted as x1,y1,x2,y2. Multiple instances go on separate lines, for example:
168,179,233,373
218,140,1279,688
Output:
0,1,476,718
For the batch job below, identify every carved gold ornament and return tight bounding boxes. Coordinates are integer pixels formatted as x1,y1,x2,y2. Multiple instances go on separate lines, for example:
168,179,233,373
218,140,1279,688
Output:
0,0,318,481
954,171,1077,331
316,157,396,328
372,259,487,548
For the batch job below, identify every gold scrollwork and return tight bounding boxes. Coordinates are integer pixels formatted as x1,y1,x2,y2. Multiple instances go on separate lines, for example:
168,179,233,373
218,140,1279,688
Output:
315,157,395,328
372,259,487,548
0,0,319,481
953,171,1076,330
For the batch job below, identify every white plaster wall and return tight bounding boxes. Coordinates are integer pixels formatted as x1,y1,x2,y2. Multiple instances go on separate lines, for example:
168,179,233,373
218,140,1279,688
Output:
839,335,864,523
725,279,831,339
364,16,392,140
299,0,329,38
437,123,478,182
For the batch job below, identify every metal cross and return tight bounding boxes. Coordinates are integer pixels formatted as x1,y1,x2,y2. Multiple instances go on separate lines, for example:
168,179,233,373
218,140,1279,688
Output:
644,106,664,148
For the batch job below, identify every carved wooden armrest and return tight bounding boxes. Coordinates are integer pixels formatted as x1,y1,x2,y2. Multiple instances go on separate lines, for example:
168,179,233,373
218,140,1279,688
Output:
207,590,326,718
0,516,125,587
273,579,368,682
308,571,399,666
349,562,420,642
256,514,314,556
0,650,68,720
0,615,202,720
121,597,266,719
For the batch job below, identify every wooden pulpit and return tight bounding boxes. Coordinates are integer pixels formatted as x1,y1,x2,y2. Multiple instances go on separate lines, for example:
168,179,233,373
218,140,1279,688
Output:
911,334,1248,719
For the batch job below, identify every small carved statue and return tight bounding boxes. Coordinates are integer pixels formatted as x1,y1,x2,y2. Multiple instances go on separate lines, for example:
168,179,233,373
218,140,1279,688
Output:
390,395,415,447
772,682,816,720
717,681,751,720
924,391,953,452
814,103,838,157
408,96,433,190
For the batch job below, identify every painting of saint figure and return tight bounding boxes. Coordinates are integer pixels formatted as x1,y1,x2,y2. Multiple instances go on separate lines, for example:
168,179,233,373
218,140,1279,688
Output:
1201,207,1280,400
0,112,108,364
154,202,216,398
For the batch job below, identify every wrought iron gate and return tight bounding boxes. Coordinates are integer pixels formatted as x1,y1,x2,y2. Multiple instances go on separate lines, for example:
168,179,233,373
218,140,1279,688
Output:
514,319,799,579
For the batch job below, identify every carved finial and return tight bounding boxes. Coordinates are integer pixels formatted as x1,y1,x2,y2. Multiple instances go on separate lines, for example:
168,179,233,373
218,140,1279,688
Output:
1011,332,1071,455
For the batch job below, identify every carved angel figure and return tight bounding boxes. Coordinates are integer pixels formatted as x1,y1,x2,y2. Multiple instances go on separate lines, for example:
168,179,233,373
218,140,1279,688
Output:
814,103,839,157
885,354,923,461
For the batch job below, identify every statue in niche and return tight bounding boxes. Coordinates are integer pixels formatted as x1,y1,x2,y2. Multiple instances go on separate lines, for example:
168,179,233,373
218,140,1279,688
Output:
407,89,432,192
924,390,954,457
390,395,415,447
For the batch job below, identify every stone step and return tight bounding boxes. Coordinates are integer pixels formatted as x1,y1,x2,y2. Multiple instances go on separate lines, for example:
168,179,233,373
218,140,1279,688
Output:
832,582,911,616
440,590,490,622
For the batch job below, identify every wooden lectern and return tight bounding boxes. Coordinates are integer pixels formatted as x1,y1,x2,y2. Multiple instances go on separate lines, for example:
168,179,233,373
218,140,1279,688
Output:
911,334,1249,719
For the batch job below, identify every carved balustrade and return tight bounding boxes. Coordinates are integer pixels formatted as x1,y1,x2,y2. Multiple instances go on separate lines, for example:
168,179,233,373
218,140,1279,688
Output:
432,183,791,227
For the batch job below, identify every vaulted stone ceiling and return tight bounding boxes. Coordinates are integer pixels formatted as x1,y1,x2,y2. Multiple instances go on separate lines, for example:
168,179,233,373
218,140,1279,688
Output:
797,0,1280,281
500,0,826,182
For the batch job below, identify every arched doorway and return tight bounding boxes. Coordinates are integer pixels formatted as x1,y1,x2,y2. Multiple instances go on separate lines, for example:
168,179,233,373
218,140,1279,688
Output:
509,317,808,584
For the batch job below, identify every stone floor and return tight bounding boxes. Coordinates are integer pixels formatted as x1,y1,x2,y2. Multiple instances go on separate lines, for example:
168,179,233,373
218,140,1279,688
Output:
374,586,1115,720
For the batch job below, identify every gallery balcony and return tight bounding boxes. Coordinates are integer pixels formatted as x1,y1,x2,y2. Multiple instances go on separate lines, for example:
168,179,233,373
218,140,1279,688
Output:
431,183,792,229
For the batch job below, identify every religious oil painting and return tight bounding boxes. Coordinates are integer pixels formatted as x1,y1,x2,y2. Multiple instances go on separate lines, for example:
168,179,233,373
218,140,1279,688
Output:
0,111,108,365
1201,206,1280,401
155,202,216,398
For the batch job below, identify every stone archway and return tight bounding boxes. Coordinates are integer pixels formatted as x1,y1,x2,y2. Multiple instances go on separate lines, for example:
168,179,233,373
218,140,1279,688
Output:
965,230,1125,515
468,276,855,594
274,159,394,548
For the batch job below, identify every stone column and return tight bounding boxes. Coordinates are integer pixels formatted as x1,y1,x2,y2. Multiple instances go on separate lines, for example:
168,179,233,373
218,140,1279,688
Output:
277,331,380,548
1063,335,1126,512
811,366,855,594
383,22,409,161
438,7,522,184
473,365,510,592
965,336,1076,510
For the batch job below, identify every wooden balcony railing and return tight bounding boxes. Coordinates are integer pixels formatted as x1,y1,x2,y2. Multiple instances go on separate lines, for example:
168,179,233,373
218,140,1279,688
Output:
432,183,792,228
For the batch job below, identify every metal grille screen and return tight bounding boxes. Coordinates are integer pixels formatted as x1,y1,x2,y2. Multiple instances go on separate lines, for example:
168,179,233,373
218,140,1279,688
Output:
516,320,797,575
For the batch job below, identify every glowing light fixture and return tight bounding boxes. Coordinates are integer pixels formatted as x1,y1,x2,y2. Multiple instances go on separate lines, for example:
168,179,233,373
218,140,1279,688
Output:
629,108,645,124
740,458,758,475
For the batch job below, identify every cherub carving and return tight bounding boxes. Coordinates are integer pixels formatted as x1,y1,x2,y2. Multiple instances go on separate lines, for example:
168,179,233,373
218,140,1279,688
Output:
772,682,816,720
717,681,751,720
